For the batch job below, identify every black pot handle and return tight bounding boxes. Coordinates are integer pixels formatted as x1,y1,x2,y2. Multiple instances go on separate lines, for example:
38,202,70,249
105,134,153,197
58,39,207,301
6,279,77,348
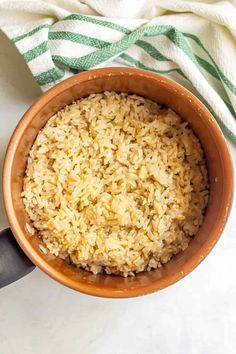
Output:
0,228,35,288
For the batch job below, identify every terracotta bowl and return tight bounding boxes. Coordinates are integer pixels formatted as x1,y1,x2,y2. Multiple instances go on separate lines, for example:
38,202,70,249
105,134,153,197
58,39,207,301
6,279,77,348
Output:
2,67,233,297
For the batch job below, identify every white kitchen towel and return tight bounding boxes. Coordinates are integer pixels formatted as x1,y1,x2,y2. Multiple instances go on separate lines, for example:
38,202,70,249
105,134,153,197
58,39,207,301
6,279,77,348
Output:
1,0,236,143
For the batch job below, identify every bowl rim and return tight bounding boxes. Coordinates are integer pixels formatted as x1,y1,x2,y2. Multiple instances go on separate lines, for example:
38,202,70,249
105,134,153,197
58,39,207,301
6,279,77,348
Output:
2,67,234,298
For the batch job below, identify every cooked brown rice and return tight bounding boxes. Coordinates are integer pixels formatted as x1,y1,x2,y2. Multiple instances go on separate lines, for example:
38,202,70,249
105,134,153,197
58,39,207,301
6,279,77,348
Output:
22,92,209,276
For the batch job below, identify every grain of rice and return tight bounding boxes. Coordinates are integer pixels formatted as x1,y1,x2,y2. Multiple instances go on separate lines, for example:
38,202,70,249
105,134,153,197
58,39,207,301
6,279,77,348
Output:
25,222,35,236
38,244,48,254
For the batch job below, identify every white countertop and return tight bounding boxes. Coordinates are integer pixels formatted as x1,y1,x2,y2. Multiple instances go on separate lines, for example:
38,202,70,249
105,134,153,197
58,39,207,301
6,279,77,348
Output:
0,30,236,354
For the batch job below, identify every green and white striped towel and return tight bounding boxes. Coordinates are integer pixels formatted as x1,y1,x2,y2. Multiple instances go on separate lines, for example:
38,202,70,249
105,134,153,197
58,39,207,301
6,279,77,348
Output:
1,0,236,143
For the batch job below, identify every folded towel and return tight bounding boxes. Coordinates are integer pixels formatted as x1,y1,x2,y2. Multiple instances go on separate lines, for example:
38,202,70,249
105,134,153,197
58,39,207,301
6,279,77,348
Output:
1,0,236,142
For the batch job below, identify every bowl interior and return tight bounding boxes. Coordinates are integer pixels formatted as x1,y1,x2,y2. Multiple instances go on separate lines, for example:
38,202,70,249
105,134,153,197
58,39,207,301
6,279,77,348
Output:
5,68,233,297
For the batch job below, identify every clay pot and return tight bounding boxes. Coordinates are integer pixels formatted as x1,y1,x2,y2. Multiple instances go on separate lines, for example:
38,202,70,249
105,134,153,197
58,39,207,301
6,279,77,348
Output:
2,68,233,297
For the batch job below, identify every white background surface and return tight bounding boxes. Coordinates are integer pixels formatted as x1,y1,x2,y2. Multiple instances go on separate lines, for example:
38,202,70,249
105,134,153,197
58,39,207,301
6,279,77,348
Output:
0,30,236,354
